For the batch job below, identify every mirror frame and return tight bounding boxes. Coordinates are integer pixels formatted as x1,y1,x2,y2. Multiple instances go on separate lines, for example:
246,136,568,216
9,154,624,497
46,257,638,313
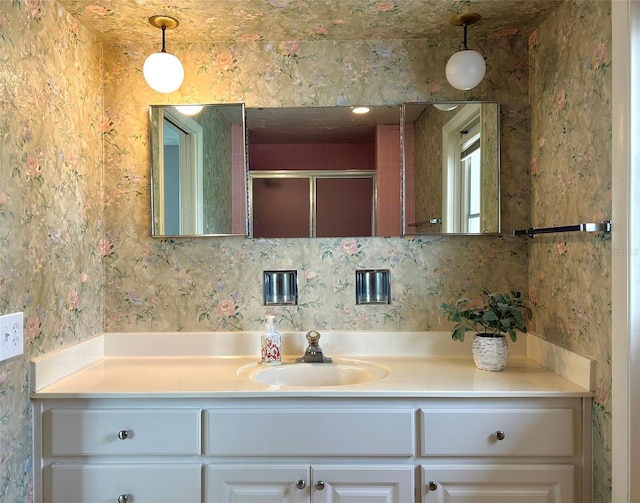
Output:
401,101,501,236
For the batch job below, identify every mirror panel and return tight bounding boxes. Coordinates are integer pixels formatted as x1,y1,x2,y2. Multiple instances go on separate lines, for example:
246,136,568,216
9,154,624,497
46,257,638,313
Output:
150,104,247,237
148,103,501,238
402,102,500,235
246,106,401,238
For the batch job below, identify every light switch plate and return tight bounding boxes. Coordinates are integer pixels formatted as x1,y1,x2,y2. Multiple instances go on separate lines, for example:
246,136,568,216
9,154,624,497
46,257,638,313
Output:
0,312,24,361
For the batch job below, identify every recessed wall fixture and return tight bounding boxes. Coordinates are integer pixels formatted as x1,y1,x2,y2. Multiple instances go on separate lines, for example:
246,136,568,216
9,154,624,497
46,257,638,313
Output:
445,13,486,91
143,15,184,94
355,269,390,305
263,270,298,306
352,106,371,114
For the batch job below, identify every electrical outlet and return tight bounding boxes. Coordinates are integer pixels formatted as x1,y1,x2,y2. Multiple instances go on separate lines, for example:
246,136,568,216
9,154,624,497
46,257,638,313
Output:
0,312,24,362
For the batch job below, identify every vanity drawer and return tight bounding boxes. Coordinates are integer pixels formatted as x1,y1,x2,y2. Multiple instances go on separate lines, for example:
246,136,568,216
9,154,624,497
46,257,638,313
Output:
46,408,201,456
47,463,201,503
205,408,415,456
420,408,574,456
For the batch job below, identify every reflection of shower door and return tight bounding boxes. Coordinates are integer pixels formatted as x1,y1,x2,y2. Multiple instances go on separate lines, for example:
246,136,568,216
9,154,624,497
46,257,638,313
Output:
315,177,374,237
252,177,311,238
250,172,375,238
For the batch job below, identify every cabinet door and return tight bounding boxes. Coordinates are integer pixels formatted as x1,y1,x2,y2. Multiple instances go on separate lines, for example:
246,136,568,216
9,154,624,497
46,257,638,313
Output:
422,465,574,503
206,464,309,503
311,465,414,503
48,463,201,503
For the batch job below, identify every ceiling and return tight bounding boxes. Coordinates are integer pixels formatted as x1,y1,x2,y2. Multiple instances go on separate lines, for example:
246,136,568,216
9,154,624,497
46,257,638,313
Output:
56,0,564,46
247,105,401,143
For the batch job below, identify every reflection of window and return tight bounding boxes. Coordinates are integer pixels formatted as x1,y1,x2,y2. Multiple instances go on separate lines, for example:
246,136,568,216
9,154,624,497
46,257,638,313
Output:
460,124,481,233
442,104,482,233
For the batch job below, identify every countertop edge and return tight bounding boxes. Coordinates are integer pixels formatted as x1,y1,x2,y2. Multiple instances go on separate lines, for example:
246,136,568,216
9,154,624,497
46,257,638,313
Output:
30,390,594,399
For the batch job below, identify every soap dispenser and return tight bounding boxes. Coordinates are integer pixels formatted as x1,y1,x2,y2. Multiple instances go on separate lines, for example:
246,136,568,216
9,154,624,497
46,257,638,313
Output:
261,315,282,365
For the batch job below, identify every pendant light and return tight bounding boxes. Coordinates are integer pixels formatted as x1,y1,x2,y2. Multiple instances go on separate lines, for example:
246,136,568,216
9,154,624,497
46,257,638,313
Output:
143,15,184,94
445,13,486,91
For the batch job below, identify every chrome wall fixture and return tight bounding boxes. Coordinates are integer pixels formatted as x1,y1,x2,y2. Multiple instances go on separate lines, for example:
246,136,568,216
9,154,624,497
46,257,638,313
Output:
263,270,298,306
355,269,390,305
143,15,184,93
445,13,486,91
512,221,612,238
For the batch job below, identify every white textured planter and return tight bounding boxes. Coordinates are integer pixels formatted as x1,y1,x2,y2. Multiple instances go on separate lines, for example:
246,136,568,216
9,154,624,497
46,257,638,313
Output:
472,333,509,371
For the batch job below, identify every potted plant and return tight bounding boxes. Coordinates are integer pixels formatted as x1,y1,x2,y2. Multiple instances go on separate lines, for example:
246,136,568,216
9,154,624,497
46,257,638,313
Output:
440,288,531,371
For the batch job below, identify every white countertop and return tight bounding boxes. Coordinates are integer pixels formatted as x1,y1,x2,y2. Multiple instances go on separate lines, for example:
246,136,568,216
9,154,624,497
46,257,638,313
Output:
30,331,593,399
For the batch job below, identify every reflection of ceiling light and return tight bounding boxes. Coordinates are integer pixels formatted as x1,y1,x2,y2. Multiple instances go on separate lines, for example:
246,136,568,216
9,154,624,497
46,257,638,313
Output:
434,103,459,112
175,105,204,115
143,15,184,94
352,107,370,114
445,13,486,91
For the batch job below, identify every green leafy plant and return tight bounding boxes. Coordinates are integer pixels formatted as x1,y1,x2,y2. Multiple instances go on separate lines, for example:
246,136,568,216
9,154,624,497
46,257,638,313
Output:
440,288,532,342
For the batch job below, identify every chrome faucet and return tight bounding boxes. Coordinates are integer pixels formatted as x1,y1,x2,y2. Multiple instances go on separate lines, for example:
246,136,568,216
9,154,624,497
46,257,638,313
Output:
296,330,333,363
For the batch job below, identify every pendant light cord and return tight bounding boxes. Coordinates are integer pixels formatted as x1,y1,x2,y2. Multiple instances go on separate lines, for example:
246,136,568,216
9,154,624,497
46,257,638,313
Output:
161,24,167,53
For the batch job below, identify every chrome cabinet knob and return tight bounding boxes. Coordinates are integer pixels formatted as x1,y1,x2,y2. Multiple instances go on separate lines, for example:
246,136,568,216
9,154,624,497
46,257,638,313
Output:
117,430,129,440
296,479,306,489
427,481,438,491
315,480,325,490
495,430,506,440
117,495,129,503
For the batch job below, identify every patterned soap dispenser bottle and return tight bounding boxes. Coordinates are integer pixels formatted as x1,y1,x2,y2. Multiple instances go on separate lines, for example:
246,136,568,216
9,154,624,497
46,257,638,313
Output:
261,315,282,365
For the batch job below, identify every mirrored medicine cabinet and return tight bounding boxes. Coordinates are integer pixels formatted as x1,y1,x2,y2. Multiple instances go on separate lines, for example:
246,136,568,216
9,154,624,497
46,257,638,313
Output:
149,101,500,239
402,101,500,235
149,103,247,237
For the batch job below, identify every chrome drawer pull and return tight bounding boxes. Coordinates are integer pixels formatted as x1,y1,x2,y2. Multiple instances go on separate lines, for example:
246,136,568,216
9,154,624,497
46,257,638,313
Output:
315,480,325,490
495,430,505,440
427,481,438,491
117,494,129,503
117,430,129,440
296,479,306,489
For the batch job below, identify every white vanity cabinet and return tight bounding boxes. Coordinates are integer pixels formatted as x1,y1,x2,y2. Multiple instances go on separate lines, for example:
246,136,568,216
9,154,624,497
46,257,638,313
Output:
203,407,415,502
421,465,574,503
206,464,309,503
33,397,590,503
48,463,202,503
206,464,414,502
419,402,585,503
39,406,203,503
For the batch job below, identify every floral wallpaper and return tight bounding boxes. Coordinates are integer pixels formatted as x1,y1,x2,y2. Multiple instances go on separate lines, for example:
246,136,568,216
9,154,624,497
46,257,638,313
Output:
199,106,234,234
0,1,104,501
411,105,444,233
528,1,612,501
481,103,500,232
0,0,613,502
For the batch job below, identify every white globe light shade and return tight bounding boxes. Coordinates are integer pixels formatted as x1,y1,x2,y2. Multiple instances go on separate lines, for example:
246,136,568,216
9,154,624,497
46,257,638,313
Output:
433,103,459,112
175,105,203,115
445,49,486,91
143,51,184,93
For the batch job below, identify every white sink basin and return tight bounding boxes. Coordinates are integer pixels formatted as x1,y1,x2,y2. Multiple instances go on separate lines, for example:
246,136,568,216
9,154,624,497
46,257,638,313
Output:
249,361,389,387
